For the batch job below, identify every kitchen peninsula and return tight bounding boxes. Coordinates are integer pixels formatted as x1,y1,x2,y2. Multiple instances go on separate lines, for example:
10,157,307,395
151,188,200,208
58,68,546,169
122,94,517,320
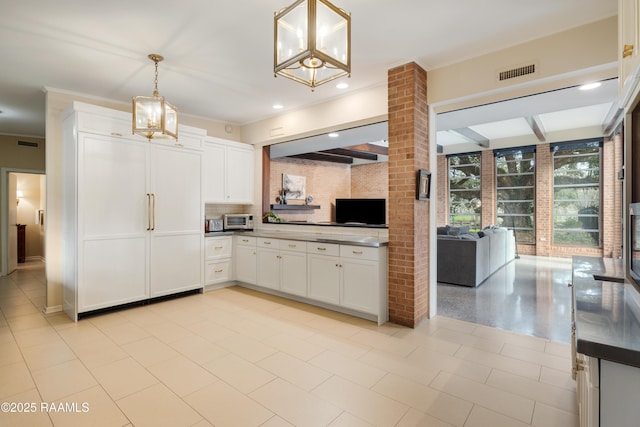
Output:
571,256,640,427
206,225,389,325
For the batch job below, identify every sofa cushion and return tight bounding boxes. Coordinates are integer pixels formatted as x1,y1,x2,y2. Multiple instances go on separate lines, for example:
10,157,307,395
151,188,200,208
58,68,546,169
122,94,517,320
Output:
447,225,469,236
437,225,450,235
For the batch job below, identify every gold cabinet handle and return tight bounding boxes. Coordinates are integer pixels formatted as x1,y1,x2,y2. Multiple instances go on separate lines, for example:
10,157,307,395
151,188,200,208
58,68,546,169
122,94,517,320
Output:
264,241,271,245
215,246,223,249
242,239,249,243
146,193,151,230
352,250,363,255
215,269,224,273
317,247,326,251
288,244,296,248
111,132,123,137
151,193,156,230
623,44,634,58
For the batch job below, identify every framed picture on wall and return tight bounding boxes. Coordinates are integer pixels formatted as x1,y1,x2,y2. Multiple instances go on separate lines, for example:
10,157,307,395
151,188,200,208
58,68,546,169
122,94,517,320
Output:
416,169,431,200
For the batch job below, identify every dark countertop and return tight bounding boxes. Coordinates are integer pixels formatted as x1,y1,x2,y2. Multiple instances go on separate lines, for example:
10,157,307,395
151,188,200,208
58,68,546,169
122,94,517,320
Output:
233,230,389,248
573,256,640,368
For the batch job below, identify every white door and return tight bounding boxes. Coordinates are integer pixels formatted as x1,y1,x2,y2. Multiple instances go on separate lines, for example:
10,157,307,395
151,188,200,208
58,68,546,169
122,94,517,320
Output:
226,146,254,203
203,143,226,202
280,251,307,296
257,247,281,290
8,173,18,273
77,134,149,312
235,244,257,284
307,254,340,304
149,145,203,297
341,258,378,315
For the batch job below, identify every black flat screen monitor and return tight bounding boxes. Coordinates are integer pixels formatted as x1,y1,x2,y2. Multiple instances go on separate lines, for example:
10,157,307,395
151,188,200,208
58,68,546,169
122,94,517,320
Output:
335,198,386,225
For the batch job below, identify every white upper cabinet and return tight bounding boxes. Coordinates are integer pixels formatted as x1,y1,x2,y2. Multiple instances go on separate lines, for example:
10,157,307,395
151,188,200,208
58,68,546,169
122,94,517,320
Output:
619,0,640,107
204,137,254,204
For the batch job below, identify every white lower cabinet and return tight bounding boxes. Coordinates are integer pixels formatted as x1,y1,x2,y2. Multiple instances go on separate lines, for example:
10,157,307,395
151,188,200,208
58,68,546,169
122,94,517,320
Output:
238,236,388,324
234,236,257,285
576,354,599,427
307,243,341,305
257,239,307,295
205,236,233,287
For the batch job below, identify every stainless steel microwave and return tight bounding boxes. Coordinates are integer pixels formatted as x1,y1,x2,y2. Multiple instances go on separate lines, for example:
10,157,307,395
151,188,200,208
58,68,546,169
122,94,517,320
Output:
223,214,253,230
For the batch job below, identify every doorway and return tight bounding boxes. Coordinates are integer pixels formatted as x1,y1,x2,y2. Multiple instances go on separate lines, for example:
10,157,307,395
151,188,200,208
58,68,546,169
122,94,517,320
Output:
1,169,46,276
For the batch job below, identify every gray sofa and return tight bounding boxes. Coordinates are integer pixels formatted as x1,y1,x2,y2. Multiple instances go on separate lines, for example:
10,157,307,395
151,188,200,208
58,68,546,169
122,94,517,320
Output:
437,226,515,287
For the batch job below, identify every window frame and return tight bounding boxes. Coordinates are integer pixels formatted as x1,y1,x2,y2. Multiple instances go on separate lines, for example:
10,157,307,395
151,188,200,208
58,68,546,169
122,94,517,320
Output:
494,147,536,244
551,139,602,248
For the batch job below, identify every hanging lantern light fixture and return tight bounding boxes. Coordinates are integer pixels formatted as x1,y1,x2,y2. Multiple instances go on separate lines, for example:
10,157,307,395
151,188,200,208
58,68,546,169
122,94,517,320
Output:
274,0,351,90
132,54,178,140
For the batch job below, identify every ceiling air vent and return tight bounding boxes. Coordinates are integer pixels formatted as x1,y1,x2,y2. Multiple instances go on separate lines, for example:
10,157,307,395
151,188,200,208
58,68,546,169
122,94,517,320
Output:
18,141,39,148
498,64,536,81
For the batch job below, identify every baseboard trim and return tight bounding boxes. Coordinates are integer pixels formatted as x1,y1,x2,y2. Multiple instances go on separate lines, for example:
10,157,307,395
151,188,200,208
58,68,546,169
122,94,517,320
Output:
42,305,62,315
25,256,46,263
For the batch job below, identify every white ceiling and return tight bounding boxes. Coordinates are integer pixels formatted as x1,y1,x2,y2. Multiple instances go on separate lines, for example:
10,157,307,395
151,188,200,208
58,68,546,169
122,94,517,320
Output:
0,0,617,138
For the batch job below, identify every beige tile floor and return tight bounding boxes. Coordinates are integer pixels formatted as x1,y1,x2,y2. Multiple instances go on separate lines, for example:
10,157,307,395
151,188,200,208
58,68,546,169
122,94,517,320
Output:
0,261,578,426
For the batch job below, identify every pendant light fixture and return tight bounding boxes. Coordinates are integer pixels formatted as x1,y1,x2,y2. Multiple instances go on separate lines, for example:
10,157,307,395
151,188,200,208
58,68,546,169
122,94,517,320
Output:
274,0,351,90
132,54,178,140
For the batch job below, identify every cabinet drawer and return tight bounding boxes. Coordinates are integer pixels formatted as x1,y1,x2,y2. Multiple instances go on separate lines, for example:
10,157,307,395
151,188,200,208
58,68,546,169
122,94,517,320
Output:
234,235,256,246
340,245,380,261
206,260,232,284
154,132,203,151
279,239,306,253
307,242,340,256
257,238,279,248
206,236,232,259
77,112,144,141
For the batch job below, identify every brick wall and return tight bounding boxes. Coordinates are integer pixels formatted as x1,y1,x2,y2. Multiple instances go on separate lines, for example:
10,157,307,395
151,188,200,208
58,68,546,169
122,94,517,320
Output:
269,157,351,223
388,62,430,327
437,137,624,258
268,158,389,223
437,155,448,225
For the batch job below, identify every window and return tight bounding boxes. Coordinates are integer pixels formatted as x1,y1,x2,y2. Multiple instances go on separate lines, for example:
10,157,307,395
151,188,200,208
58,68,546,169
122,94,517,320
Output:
448,153,481,229
552,139,602,247
495,147,535,244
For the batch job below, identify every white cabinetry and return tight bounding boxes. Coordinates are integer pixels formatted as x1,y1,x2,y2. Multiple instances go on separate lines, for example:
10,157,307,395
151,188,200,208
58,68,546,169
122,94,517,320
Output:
234,235,257,285
340,245,386,316
600,359,640,427
576,354,599,427
62,102,204,320
205,236,233,288
203,137,254,204
620,0,640,94
257,239,307,295
307,243,341,304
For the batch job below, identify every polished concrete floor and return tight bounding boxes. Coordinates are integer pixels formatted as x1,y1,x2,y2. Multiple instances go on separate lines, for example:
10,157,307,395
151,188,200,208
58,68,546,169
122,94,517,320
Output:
437,255,573,343
0,260,578,426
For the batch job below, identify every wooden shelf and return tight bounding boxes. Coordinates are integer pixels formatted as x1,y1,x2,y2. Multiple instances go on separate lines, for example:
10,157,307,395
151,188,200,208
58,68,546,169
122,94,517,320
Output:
271,204,320,211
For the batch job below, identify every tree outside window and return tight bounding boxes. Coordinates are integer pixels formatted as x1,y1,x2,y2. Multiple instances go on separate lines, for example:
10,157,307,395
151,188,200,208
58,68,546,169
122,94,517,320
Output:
496,148,535,244
448,153,481,229
552,141,601,247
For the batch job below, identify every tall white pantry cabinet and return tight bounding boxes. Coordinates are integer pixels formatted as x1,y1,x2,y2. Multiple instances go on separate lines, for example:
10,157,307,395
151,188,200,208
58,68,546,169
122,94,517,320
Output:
62,102,204,320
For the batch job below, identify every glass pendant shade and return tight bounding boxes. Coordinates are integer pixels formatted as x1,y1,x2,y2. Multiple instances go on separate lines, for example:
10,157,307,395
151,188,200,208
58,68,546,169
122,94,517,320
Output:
132,54,178,140
275,0,350,89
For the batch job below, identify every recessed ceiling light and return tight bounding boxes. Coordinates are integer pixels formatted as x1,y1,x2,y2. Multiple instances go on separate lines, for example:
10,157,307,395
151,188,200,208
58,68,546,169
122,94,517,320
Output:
328,132,339,138
336,82,349,89
579,82,601,91
273,104,283,109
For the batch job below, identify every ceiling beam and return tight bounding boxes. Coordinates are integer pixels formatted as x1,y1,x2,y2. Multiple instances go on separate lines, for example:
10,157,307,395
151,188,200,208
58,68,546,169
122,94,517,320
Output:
322,148,378,161
289,153,353,164
451,127,490,148
525,115,546,142
343,143,388,156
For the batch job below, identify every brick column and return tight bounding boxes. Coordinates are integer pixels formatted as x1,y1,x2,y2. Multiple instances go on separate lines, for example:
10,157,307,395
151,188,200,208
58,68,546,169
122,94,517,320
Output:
536,144,552,256
481,150,496,228
436,155,448,225
387,62,430,327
